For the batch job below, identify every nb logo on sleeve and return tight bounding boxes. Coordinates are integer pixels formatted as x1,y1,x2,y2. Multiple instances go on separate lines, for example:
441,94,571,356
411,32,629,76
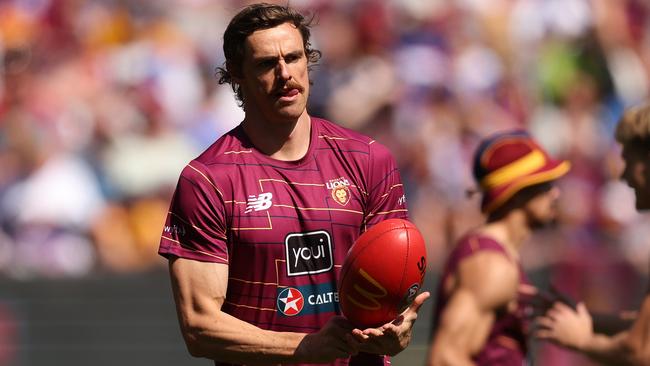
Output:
245,193,273,213
398,194,406,206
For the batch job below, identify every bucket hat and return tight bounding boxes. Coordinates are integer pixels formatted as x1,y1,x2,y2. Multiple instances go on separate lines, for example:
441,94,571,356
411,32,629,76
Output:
473,130,571,213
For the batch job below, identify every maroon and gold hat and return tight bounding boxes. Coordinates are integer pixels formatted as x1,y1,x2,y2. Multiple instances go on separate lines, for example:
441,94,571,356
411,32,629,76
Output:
473,130,571,213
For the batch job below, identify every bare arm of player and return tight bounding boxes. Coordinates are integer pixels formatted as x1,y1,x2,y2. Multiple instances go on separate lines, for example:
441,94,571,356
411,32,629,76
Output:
169,257,362,364
537,295,650,366
624,295,650,365
426,252,520,366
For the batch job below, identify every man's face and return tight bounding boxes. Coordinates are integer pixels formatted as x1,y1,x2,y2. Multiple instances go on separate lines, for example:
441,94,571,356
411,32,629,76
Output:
235,22,310,123
621,143,650,210
523,183,561,229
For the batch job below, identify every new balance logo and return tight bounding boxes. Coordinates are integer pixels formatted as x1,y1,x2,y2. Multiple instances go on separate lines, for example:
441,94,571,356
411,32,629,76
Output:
245,193,273,213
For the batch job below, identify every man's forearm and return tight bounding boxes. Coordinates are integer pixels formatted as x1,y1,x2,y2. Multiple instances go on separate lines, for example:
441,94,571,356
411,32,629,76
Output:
582,331,637,366
185,310,310,364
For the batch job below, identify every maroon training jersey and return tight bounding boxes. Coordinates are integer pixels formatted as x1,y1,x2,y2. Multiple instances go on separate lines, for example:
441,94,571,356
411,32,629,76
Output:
159,117,408,366
433,234,533,366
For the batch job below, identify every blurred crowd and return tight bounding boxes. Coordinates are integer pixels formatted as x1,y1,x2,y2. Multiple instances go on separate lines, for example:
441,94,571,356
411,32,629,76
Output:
0,0,649,362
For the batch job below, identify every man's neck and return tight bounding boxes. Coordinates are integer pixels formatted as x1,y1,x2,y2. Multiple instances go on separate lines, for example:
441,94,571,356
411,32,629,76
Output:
242,112,311,161
479,212,531,260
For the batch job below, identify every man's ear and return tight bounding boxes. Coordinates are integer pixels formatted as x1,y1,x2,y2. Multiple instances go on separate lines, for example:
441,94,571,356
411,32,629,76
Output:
228,61,244,82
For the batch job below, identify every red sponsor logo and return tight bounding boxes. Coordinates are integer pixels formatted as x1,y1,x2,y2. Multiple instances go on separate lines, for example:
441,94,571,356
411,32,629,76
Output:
277,287,305,316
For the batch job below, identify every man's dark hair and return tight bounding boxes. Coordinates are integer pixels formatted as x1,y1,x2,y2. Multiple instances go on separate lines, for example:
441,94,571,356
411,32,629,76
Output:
216,3,321,107
487,182,555,223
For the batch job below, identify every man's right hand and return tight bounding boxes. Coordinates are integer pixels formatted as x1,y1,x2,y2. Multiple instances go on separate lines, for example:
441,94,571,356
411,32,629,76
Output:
536,302,595,351
295,316,363,363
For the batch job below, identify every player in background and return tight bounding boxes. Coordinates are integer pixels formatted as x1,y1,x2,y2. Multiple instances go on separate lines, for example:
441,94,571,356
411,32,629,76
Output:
536,102,650,365
158,3,429,366
427,130,570,366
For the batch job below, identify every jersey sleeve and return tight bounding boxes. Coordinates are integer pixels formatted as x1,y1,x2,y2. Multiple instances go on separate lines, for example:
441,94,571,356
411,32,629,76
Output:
364,141,409,227
158,161,229,264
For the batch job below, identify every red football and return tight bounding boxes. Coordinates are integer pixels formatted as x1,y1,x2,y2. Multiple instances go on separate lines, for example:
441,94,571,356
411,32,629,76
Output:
338,218,427,328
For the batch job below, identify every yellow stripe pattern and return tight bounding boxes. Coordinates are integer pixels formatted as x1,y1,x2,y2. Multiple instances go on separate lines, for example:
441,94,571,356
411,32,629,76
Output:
480,150,546,189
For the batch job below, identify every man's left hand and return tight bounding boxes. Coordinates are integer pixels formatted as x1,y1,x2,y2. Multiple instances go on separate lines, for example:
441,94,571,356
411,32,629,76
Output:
352,291,431,356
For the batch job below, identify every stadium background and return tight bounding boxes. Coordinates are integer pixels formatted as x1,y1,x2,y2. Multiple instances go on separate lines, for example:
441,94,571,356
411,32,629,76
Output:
0,0,649,365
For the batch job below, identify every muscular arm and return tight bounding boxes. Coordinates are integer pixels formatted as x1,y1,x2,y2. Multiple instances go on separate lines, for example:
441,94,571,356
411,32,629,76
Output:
537,295,650,365
169,257,359,364
623,295,650,364
427,252,520,366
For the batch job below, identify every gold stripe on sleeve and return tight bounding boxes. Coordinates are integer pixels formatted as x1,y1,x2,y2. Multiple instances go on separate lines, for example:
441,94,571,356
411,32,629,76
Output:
161,236,228,262
168,211,228,241
187,164,224,198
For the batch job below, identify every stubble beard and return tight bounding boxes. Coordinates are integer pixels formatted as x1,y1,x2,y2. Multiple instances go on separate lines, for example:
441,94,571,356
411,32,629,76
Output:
526,209,558,230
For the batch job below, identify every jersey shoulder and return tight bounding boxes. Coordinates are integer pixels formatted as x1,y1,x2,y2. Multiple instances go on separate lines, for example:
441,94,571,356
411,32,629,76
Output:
313,117,373,143
314,117,395,160
193,125,250,165
175,125,250,196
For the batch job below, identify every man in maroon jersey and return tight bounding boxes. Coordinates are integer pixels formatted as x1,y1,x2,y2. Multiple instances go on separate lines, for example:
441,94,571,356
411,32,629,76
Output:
427,130,570,366
158,3,429,365
535,103,650,365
